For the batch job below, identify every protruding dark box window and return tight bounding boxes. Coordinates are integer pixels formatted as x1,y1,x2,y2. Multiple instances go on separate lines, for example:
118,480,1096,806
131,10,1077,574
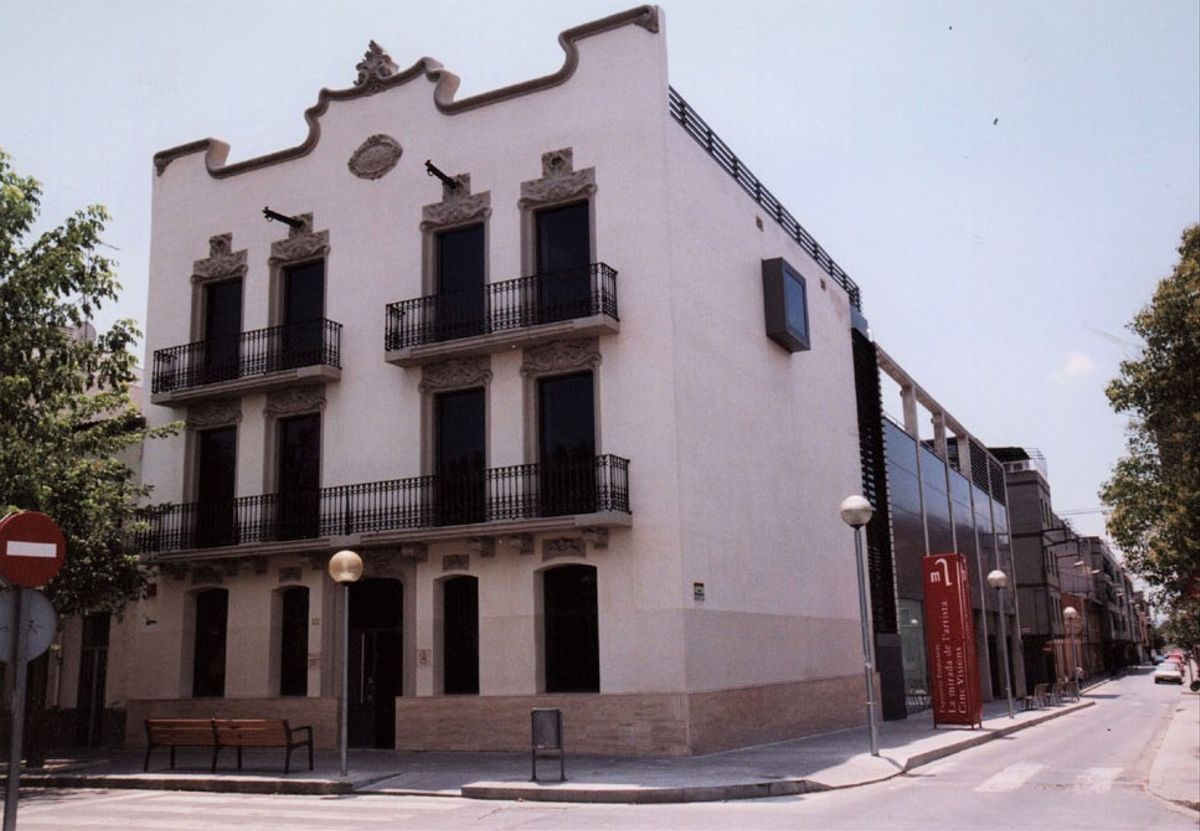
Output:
762,257,811,352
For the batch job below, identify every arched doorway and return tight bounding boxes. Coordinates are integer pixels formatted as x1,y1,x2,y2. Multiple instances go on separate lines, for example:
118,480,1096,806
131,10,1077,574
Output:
192,588,228,698
348,578,403,748
542,564,599,692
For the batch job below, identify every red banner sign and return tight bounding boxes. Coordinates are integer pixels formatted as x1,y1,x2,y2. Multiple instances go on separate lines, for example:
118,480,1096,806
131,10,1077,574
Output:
922,552,982,728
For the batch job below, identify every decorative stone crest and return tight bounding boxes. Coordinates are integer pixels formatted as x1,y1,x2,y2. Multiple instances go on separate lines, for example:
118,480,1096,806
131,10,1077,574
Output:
279,566,303,583
505,534,535,555
543,537,585,561
363,550,404,578
468,537,495,557
269,214,329,267
520,338,600,377
348,134,403,180
442,554,470,572
192,233,247,284
400,542,428,562
186,400,242,429
519,148,596,209
421,174,492,230
354,41,399,92
264,387,325,418
249,558,269,576
420,356,492,393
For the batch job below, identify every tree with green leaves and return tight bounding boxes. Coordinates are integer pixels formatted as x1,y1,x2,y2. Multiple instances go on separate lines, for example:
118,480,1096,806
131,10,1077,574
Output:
1101,223,1200,650
1,148,175,617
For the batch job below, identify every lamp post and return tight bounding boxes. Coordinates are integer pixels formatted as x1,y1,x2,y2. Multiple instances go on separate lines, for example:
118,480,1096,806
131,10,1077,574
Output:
986,569,1015,718
1063,605,1079,692
328,549,364,779
839,495,879,757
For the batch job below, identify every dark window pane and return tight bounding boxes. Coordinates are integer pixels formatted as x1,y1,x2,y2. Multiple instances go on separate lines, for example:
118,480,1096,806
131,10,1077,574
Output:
203,279,242,383
435,225,486,341
277,414,320,540
280,261,325,368
538,373,595,516
196,426,236,548
783,269,809,347
280,586,309,696
192,589,228,697
536,202,591,323
435,388,485,525
544,565,599,693
443,576,479,695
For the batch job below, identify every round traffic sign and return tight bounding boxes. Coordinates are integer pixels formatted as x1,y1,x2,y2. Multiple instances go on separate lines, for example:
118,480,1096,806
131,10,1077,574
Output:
0,512,67,588
0,590,57,664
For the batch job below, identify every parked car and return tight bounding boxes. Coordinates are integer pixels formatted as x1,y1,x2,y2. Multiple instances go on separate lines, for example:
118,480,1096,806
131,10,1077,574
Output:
1153,662,1184,684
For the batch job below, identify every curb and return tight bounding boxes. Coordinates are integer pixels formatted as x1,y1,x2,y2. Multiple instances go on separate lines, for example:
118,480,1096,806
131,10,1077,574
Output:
460,700,1096,804
5,773,352,796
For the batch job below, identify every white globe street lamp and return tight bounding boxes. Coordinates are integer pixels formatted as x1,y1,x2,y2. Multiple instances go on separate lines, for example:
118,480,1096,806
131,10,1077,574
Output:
1063,605,1080,692
329,549,364,778
839,495,879,757
986,569,1015,718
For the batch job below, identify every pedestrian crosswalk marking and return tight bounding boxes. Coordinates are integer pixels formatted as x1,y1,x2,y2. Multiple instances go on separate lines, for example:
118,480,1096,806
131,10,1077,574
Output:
975,762,1045,792
1077,766,1122,793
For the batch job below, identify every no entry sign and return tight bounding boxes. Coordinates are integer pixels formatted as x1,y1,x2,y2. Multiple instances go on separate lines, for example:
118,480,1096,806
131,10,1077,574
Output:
0,512,66,588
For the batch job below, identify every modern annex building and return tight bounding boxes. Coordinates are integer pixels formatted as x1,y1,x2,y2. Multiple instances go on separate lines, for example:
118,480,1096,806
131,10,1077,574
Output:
88,6,883,755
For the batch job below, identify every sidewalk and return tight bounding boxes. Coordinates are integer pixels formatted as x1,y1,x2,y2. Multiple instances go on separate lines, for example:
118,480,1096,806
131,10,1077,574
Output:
4,694,1096,804
1147,661,1200,813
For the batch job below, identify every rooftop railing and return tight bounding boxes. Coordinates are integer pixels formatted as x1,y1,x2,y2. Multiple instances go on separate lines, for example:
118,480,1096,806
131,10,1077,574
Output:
668,87,862,310
385,264,618,351
151,318,342,394
136,454,631,554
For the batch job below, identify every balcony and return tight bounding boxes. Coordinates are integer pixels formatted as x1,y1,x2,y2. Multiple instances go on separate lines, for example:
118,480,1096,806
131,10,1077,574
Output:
137,454,631,556
385,264,619,366
151,319,343,405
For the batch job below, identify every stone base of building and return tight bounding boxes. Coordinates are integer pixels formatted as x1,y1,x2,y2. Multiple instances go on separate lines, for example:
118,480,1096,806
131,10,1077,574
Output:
125,697,339,750
123,674,868,756
394,673,867,756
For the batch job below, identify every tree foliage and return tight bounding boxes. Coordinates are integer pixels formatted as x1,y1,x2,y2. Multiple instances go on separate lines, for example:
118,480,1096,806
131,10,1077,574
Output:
1101,224,1200,647
0,149,175,616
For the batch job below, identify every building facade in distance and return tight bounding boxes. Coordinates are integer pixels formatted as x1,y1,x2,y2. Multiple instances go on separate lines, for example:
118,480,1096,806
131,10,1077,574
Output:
120,6,875,755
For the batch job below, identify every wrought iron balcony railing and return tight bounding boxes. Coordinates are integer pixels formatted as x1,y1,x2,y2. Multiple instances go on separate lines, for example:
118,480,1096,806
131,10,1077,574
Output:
385,264,618,351
136,454,630,553
151,319,343,394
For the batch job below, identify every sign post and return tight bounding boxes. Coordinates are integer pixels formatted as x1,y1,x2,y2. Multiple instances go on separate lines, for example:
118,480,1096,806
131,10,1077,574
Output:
922,553,983,728
0,511,67,831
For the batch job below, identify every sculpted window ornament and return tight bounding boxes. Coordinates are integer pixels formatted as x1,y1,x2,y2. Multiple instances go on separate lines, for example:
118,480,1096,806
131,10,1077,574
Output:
185,400,242,429
419,356,493,393
519,148,596,210
269,213,329,267
520,338,601,378
264,387,326,418
348,134,403,180
542,537,585,561
354,41,400,92
420,174,491,231
192,234,247,285
442,554,470,572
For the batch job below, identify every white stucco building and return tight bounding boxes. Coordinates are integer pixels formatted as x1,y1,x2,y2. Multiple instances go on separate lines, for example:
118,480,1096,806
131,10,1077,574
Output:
98,5,876,756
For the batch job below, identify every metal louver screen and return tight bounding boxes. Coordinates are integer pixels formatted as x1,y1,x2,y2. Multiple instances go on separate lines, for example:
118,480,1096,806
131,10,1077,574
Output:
969,440,991,493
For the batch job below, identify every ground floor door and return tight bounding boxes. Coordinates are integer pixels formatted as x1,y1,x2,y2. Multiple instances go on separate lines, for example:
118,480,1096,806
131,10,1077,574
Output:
74,613,110,745
348,579,403,749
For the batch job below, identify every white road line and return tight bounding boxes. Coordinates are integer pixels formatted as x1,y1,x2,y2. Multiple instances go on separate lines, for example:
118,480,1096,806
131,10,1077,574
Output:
975,762,1045,792
1077,766,1122,793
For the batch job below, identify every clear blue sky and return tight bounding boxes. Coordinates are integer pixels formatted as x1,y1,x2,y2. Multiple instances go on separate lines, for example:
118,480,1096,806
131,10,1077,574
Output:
4,0,1198,546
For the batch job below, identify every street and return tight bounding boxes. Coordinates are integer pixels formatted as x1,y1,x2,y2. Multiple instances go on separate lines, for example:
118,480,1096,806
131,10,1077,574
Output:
9,674,1196,830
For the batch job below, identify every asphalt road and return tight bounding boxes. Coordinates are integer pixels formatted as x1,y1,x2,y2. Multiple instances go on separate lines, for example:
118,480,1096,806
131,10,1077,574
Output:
9,671,1196,830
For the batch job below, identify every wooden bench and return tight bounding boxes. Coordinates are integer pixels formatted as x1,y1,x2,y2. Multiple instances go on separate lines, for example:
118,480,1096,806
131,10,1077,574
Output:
144,718,313,774
213,719,313,774
144,718,217,772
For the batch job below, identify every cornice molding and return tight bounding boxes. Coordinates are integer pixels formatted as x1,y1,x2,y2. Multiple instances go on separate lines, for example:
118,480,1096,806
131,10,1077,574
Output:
192,234,248,284
269,214,329,267
153,5,660,179
521,338,601,378
264,387,326,418
421,174,491,230
519,148,596,209
186,400,242,430
419,356,492,393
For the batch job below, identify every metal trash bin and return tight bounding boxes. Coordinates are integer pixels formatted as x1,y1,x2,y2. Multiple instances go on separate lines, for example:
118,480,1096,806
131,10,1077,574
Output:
530,708,565,782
